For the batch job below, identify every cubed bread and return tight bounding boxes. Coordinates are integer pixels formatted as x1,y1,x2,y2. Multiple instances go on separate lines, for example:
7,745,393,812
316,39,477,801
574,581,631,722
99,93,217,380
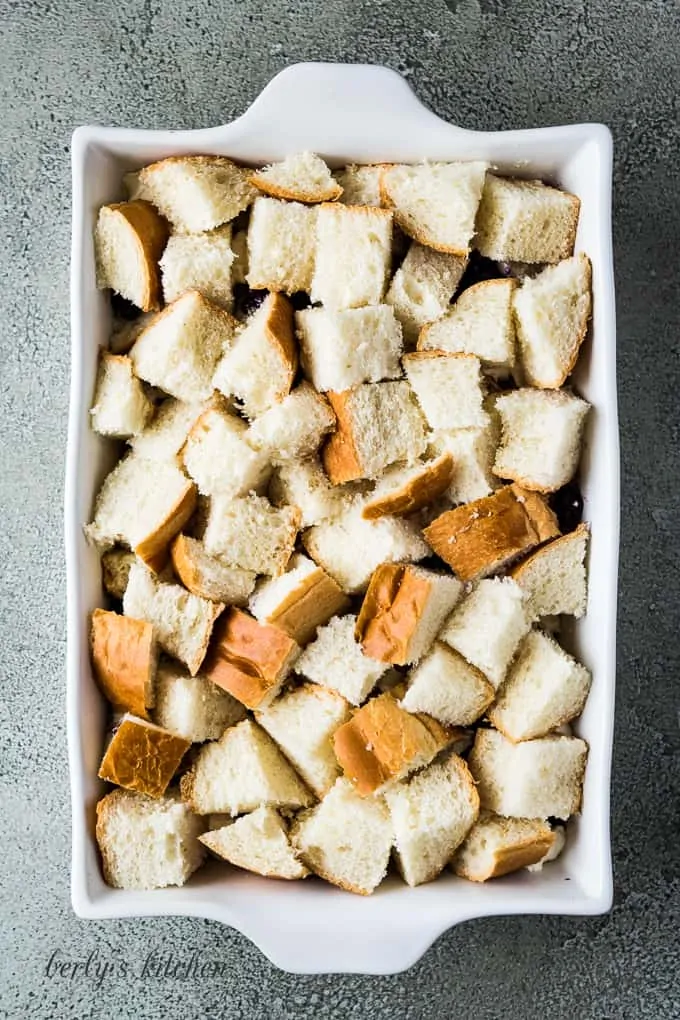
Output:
311,203,392,309
123,560,223,675
332,692,452,795
248,553,349,645
248,382,336,462
130,290,238,403
489,628,591,741
170,534,256,605
96,788,207,889
428,422,500,504
257,683,351,798
85,454,197,572
250,151,342,203
152,659,245,741
101,548,136,600
452,811,556,881
201,608,300,709
493,388,590,492
475,174,580,263
138,155,256,233
90,351,154,438
386,242,467,344
335,164,383,206
247,197,317,293
212,293,297,418
440,577,530,688
380,161,488,254
199,807,309,879
203,493,300,576
98,714,191,797
296,614,389,706
361,454,454,520
303,499,429,593
160,225,235,307
129,397,205,463
180,718,312,815
513,254,592,388
322,381,428,484
403,351,488,430
418,278,516,373
181,403,270,497
401,641,495,726
296,304,403,391
385,754,479,886
423,483,559,581
467,728,588,819
94,200,168,311
290,777,393,895
356,563,462,665
510,523,589,620
269,456,360,527
90,609,157,718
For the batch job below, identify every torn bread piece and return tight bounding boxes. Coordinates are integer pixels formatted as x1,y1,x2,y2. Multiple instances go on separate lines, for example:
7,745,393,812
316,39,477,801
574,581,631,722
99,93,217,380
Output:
467,728,588,820
356,563,462,665
386,242,467,344
129,397,206,463
513,254,592,388
493,388,590,492
403,351,488,430
130,290,238,403
510,523,589,620
123,560,223,675
418,278,516,373
247,197,317,293
401,641,495,726
94,200,168,312
212,293,297,418
269,456,362,528
98,714,190,797
361,454,454,520
290,777,393,895
153,659,245,742
199,807,309,879
96,788,206,889
180,718,312,815
181,402,270,497
428,422,500,505
250,151,342,203
90,351,154,439
248,382,336,463
322,381,427,484
440,577,530,688
475,174,580,264
335,164,383,207
386,754,479,887
101,548,136,600
160,225,235,308
138,155,256,233
452,811,555,881
296,614,389,706
203,493,300,576
423,483,559,582
170,534,256,606
296,304,403,392
489,628,592,741
201,607,300,710
332,692,453,795
380,161,488,254
257,683,351,798
90,609,157,719
249,553,349,645
311,203,392,309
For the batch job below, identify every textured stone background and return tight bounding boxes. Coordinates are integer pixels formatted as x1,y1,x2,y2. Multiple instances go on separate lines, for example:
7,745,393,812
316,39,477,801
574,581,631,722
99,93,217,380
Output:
1,0,679,1016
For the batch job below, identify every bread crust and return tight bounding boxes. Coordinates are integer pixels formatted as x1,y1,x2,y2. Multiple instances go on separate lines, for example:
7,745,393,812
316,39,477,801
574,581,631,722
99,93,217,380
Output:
355,563,432,664
170,533,254,605
258,567,349,646
134,480,198,574
250,174,342,204
99,200,169,312
378,170,469,257
454,827,555,881
510,521,589,588
98,717,190,798
362,454,454,520
321,390,364,483
263,293,298,401
90,609,156,718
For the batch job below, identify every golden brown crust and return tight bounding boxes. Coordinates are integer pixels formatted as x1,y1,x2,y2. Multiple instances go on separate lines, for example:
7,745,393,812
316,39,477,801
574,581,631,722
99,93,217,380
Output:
355,564,432,664
378,169,469,256
454,827,555,882
170,533,253,605
134,480,198,574
198,830,309,879
201,608,299,709
98,717,190,798
423,483,559,581
249,174,342,204
321,390,364,484
103,200,169,312
264,293,298,401
90,609,156,718
362,455,454,520
259,567,349,646
510,522,590,585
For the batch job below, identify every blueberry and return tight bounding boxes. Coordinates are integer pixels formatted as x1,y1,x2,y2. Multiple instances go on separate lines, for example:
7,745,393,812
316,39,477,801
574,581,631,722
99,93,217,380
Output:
455,251,506,295
289,291,311,311
110,292,140,320
233,284,268,319
549,482,584,534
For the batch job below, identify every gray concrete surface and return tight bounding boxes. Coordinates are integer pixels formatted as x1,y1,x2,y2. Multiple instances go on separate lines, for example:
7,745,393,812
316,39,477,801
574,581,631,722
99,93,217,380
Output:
1,0,678,1016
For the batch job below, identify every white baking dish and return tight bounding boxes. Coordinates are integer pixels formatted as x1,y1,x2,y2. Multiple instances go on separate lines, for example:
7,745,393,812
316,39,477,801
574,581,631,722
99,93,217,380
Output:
66,61,619,975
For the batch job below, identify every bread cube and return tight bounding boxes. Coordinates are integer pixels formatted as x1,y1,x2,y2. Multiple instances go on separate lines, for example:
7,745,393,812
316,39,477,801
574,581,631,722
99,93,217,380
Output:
160,225,235,308
335,164,383,206
138,155,256,233
418,278,516,373
440,577,529,687
403,351,488,430
250,151,341,203
180,718,312,815
96,789,206,889
428,423,500,504
247,197,317,293
90,609,157,718
248,382,336,462
170,534,256,606
269,456,360,528
90,352,154,439
467,728,588,819
296,614,389,706
311,203,392,308
129,397,205,463
385,755,479,886
94,200,168,311
475,174,580,263
452,811,556,881
101,548,136,600
248,553,348,645
199,807,308,879
322,380,427,483
98,714,190,797
296,304,403,391
153,660,246,742
181,403,270,497
386,242,467,344
401,641,494,726
203,493,300,576
493,388,590,492
511,523,589,619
